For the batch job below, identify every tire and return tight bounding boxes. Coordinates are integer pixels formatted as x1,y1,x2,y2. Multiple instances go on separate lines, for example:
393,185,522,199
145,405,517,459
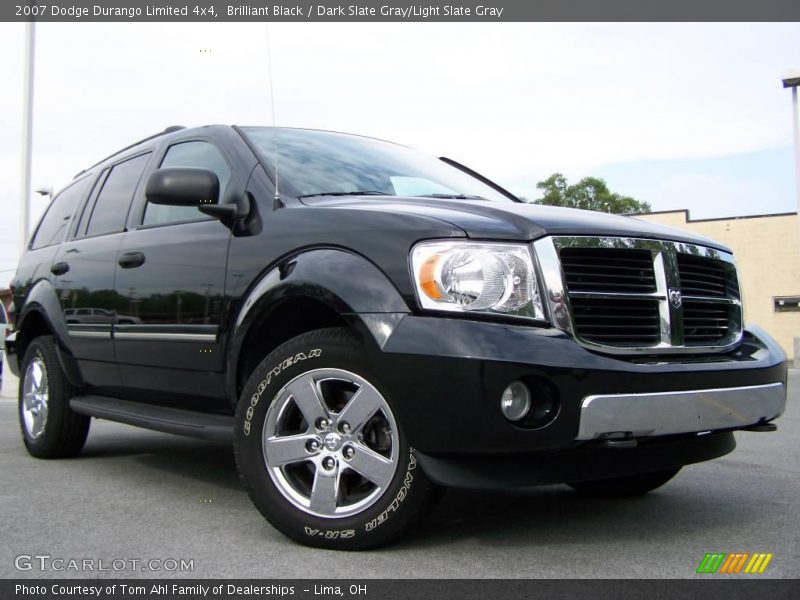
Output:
568,467,681,498
234,327,441,550
18,336,90,458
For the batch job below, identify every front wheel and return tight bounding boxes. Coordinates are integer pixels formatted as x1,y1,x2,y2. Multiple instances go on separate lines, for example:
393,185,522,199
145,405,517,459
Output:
568,467,681,498
234,327,441,549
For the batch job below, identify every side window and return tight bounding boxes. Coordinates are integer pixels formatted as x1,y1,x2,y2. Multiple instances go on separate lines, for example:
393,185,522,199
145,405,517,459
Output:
84,153,150,237
143,141,231,227
29,176,92,250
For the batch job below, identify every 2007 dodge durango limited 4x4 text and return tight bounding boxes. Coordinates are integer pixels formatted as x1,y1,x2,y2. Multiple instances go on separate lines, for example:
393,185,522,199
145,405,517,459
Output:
5,125,787,549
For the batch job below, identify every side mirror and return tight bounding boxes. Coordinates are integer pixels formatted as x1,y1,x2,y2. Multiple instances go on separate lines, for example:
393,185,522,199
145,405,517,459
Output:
145,167,220,207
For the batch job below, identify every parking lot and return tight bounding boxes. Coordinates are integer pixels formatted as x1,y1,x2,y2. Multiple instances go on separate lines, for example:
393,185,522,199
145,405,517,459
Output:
1,369,798,579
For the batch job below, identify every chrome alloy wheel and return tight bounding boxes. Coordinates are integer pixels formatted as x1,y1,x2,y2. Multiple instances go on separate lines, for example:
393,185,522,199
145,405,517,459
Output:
22,356,49,440
262,368,400,518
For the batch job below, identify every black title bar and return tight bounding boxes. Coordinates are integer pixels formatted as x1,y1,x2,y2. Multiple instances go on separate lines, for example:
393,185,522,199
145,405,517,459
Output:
6,0,800,22
4,579,800,600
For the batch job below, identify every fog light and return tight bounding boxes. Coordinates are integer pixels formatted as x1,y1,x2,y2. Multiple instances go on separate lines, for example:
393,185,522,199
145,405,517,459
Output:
500,381,531,421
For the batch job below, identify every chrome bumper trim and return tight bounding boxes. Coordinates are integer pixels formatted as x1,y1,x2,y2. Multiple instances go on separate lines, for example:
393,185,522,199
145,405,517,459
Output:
577,382,786,440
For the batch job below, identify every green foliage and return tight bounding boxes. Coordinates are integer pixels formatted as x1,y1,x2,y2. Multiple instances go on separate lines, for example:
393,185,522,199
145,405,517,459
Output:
529,173,651,214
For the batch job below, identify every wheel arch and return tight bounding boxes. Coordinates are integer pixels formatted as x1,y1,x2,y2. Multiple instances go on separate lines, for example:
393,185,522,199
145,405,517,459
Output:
15,279,83,388
225,248,410,404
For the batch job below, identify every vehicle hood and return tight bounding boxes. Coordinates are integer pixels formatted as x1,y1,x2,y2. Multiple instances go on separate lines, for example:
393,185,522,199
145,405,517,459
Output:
300,196,730,252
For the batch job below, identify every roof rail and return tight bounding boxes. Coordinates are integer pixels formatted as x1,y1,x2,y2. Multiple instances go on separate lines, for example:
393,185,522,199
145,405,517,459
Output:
73,125,186,179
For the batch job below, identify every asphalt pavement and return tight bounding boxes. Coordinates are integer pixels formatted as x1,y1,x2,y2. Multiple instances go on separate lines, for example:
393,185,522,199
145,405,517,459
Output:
1,370,798,579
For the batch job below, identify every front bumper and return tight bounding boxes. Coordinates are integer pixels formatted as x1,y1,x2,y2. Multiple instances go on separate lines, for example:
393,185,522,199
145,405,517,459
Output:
362,315,787,455
416,431,737,489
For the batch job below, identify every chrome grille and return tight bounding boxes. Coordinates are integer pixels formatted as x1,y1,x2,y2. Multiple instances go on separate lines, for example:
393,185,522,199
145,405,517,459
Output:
534,236,743,355
683,301,733,344
560,248,656,293
569,297,661,346
676,253,738,299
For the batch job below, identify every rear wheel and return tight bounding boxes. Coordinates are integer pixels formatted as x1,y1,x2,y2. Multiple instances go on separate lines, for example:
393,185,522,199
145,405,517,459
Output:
234,327,441,549
19,336,90,458
568,467,681,498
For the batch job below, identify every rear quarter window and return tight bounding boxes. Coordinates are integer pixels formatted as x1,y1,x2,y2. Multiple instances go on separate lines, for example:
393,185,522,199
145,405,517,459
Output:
29,176,93,250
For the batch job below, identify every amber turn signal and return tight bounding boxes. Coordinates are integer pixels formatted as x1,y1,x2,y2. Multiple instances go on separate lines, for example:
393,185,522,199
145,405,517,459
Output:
419,254,443,299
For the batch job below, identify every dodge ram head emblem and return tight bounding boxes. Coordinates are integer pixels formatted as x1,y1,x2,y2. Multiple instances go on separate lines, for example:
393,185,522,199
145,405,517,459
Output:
669,289,683,309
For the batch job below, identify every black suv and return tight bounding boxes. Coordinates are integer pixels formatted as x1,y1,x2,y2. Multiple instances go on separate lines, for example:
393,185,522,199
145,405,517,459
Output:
5,125,787,549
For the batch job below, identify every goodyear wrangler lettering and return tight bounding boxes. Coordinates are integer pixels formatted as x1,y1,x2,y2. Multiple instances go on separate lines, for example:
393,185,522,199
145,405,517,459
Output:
365,454,417,531
242,349,322,436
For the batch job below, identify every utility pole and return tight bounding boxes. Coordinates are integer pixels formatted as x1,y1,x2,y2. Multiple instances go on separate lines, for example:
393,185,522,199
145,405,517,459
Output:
19,22,36,256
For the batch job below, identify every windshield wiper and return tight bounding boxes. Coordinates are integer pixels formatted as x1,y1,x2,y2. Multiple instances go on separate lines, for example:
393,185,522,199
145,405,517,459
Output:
414,193,487,200
298,191,392,199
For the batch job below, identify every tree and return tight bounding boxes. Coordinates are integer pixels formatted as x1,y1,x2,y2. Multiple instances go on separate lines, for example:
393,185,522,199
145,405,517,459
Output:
530,173,651,214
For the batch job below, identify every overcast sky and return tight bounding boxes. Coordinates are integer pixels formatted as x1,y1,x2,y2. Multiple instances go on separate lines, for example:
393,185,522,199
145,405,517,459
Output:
1,22,798,284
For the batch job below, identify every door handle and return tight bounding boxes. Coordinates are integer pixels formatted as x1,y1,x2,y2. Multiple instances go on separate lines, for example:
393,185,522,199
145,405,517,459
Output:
50,261,69,276
118,252,146,269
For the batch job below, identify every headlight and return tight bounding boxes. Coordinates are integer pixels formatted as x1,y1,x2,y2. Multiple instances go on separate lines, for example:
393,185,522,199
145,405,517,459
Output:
410,241,545,320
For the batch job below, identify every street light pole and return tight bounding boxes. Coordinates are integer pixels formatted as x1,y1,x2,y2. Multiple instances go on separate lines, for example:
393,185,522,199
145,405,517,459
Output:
19,21,36,256
791,85,800,220
784,72,800,367
784,72,800,213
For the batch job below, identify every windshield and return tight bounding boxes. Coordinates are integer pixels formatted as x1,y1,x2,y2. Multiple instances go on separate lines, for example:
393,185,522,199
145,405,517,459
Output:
241,127,512,202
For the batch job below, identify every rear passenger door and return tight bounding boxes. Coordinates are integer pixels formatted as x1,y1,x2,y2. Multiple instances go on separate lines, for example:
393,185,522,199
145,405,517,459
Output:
52,151,152,394
113,138,235,406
